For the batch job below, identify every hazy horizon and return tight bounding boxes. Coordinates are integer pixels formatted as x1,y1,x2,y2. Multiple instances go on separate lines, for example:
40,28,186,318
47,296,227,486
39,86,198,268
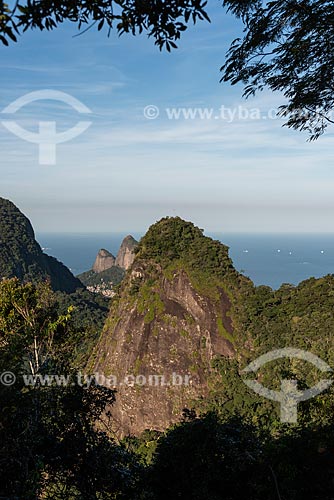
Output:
36,231,334,289
1,2,334,233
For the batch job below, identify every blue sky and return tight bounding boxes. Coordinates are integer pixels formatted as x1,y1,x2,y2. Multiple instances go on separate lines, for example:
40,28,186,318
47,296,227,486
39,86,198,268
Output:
1,1,334,233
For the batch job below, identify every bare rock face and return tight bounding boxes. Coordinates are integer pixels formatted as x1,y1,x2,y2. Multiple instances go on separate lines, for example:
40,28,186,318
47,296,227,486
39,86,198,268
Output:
93,266,235,436
90,217,249,437
115,235,138,270
92,249,116,273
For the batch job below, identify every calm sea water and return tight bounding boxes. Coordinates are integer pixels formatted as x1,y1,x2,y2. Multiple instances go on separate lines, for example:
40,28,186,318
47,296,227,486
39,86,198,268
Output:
36,232,334,290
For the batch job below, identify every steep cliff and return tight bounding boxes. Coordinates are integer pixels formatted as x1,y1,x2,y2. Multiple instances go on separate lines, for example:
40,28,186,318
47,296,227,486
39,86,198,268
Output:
115,235,138,270
0,197,82,293
90,217,251,436
92,249,116,273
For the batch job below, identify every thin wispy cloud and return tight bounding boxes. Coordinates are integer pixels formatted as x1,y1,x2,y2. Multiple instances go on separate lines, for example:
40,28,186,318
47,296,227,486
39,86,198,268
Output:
0,4,333,232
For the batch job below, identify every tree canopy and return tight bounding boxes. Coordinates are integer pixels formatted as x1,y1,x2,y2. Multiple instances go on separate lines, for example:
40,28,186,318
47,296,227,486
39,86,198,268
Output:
222,0,334,139
0,0,210,51
1,0,334,137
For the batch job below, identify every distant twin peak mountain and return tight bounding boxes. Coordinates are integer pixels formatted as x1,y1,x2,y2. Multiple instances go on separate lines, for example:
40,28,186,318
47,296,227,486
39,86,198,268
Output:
80,236,139,296
92,235,138,273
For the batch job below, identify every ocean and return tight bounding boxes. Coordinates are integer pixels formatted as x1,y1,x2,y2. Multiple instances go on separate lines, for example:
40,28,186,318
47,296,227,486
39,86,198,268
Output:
36,232,334,290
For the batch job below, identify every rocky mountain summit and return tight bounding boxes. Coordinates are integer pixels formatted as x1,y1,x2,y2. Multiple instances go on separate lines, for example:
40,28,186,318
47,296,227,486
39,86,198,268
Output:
0,197,82,293
92,249,116,273
115,235,138,270
89,217,251,436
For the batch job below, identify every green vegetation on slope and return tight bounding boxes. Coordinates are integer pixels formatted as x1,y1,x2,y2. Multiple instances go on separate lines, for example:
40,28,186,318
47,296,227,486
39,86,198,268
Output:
136,216,235,278
2,216,334,498
78,266,125,287
132,217,252,324
0,197,82,292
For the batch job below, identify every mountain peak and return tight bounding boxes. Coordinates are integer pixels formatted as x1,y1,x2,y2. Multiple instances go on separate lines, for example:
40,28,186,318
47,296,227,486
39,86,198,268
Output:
0,197,82,293
90,217,246,436
136,216,234,278
115,235,138,270
92,249,115,273
0,197,35,241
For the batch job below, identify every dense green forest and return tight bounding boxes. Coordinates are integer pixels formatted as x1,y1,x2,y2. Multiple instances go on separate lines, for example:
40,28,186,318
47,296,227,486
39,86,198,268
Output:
1,217,334,498
78,267,125,289
0,198,82,292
